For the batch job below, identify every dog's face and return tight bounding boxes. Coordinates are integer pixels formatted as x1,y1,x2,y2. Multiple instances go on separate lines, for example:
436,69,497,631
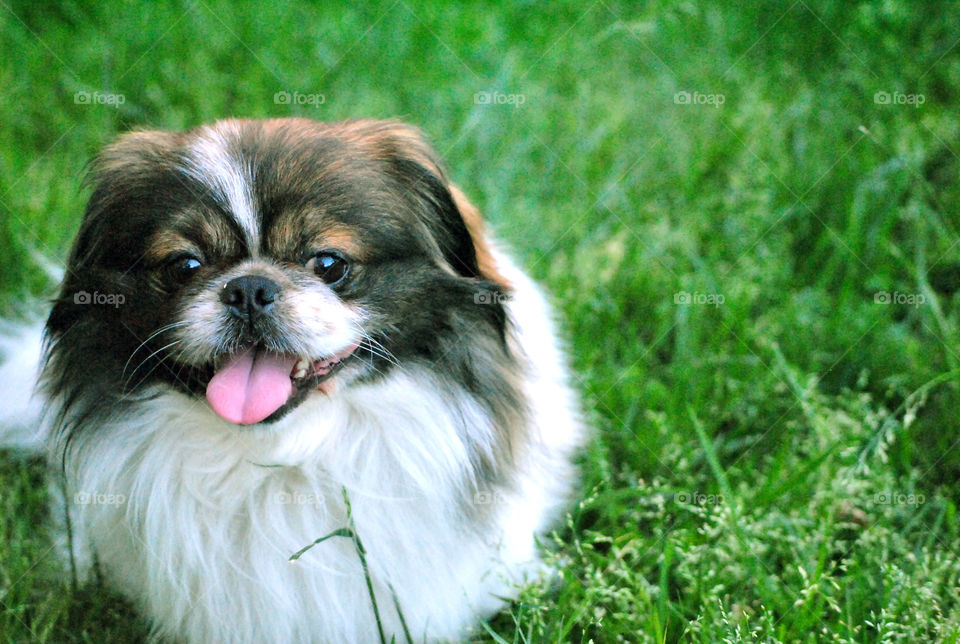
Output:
45,119,513,427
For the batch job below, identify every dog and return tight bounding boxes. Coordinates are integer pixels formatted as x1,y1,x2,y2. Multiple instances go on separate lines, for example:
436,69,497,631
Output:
0,118,582,642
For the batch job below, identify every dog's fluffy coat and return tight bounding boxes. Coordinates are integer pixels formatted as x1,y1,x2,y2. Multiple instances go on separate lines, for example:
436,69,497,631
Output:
1,118,581,643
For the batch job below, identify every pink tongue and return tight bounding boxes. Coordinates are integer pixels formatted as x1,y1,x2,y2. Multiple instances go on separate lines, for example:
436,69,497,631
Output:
206,348,297,425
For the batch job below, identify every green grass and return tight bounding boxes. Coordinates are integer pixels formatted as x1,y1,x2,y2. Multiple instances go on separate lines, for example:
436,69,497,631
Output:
3,0,960,641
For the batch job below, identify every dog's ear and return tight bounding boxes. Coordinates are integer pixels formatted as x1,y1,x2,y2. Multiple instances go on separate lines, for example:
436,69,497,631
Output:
74,130,181,270
347,120,511,289
446,183,511,290
48,130,180,335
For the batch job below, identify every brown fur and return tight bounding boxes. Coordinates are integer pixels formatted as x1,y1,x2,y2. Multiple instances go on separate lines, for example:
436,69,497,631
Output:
448,185,511,290
327,120,512,288
144,230,197,265
93,130,180,178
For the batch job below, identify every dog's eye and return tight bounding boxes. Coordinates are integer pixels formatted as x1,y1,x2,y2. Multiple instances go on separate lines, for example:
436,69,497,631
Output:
165,255,203,283
306,251,349,285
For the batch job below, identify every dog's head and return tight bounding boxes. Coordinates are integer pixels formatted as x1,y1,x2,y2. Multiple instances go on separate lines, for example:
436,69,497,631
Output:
45,118,515,426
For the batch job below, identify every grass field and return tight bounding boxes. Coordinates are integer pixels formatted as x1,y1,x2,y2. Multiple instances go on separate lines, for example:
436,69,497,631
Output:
2,0,960,641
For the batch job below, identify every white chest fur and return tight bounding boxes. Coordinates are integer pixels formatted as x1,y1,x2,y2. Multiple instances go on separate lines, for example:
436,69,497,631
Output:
62,263,581,643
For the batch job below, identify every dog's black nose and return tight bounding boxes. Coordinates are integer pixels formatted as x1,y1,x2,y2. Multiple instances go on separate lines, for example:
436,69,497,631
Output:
221,275,280,321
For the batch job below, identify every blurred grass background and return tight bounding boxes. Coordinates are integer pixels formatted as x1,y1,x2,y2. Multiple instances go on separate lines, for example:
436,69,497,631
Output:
3,0,960,641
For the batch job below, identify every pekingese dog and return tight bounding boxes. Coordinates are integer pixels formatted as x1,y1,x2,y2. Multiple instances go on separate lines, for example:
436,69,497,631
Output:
2,118,582,642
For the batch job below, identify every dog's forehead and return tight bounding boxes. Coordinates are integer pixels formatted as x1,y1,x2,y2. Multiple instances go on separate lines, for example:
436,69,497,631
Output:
170,119,411,259
180,121,261,249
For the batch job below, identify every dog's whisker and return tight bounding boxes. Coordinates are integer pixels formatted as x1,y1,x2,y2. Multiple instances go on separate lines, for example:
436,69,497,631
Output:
123,339,183,391
349,324,400,368
121,321,189,382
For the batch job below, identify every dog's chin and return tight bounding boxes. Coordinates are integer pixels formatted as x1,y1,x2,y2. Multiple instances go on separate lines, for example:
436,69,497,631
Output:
177,340,363,427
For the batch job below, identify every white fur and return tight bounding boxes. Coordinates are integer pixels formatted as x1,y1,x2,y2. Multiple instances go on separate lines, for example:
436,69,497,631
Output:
0,320,47,449
3,252,581,643
181,122,260,249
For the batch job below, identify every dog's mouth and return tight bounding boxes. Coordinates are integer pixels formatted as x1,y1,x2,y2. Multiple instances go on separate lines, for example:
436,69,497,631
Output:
204,342,361,426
